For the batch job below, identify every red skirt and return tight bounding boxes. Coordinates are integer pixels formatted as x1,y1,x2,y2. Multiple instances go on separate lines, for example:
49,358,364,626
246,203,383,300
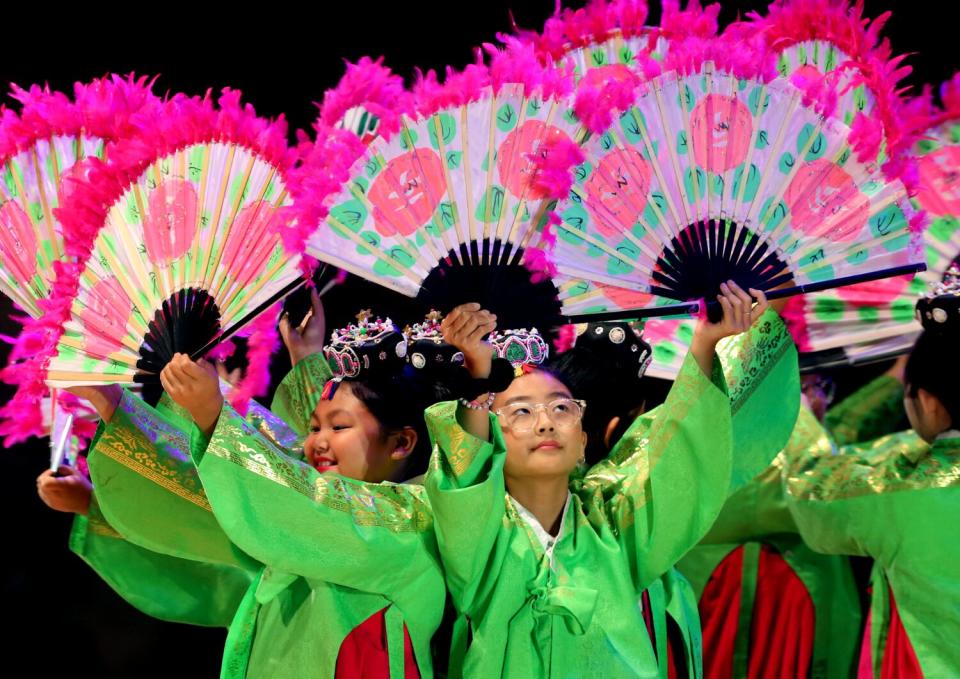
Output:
699,545,815,679
336,607,420,679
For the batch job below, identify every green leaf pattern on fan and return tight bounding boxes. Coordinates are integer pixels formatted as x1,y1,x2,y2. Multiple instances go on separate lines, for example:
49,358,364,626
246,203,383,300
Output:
775,40,883,156
563,31,669,82
800,116,960,360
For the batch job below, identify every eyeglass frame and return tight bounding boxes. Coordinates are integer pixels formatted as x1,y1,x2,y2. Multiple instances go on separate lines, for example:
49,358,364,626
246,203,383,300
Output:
493,398,588,433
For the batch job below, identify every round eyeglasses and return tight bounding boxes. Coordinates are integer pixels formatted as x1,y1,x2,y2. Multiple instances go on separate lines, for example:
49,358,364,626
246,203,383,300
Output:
494,398,587,433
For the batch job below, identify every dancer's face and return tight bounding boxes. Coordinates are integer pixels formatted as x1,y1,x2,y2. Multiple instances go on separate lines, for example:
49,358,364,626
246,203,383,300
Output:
304,382,416,482
492,370,587,482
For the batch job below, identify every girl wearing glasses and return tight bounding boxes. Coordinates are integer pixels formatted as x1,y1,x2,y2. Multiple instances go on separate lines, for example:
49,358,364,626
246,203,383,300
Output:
425,281,795,678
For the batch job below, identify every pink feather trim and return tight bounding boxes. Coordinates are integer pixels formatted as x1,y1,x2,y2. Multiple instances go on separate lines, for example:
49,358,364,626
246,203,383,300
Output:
664,32,777,82
288,126,367,268
531,136,586,202
789,69,839,118
940,73,960,121
522,246,558,284
554,324,578,353
530,0,652,60
574,72,643,134
659,1,721,42
412,39,574,118
206,340,237,362
317,57,413,139
512,0,718,66
781,295,812,352
0,74,162,165
747,0,890,65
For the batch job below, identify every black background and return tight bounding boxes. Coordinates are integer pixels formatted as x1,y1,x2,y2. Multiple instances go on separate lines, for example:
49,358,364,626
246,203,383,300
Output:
0,2,950,676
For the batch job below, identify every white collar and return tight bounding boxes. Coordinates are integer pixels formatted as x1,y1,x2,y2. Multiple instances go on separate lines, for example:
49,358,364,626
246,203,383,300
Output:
510,492,572,568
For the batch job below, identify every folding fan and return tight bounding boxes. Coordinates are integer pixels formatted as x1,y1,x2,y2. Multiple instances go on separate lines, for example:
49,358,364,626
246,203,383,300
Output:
548,50,924,323
578,0,919,376
0,75,161,442
794,77,960,365
302,49,593,333
35,91,301,388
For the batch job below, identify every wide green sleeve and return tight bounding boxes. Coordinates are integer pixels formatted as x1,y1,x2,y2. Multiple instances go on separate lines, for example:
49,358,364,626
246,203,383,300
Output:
423,401,509,612
579,350,733,589
191,403,437,594
824,374,905,446
718,309,801,493
69,495,252,627
782,409,928,556
160,388,303,452
695,406,827,546
269,352,333,436
88,390,254,569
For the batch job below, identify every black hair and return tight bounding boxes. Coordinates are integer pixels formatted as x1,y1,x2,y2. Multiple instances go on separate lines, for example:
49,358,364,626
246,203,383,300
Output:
904,329,960,428
547,347,647,466
341,365,448,480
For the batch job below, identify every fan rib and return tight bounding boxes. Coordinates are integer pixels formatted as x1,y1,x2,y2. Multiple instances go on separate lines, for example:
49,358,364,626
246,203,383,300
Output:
492,88,531,261
211,165,278,301
190,144,214,286
459,105,480,264
31,145,61,262
651,79,693,242
199,144,238,291
481,95,500,265
430,113,468,263
406,127,460,264
206,153,256,287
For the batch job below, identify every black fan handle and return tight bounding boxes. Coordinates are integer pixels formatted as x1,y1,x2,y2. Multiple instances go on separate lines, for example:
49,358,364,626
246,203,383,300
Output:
566,262,927,324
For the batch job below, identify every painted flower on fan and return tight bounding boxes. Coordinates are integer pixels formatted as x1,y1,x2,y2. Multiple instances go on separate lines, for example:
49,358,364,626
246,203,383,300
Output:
689,94,754,173
785,159,870,242
916,146,960,218
584,148,653,236
791,63,827,82
498,120,574,199
579,63,637,90
834,271,913,306
222,202,287,283
368,149,446,237
79,276,132,358
0,200,38,280
143,178,197,264
596,282,654,310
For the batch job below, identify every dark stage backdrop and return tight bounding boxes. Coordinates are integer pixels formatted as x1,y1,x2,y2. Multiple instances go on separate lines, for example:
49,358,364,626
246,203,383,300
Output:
0,2,950,675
